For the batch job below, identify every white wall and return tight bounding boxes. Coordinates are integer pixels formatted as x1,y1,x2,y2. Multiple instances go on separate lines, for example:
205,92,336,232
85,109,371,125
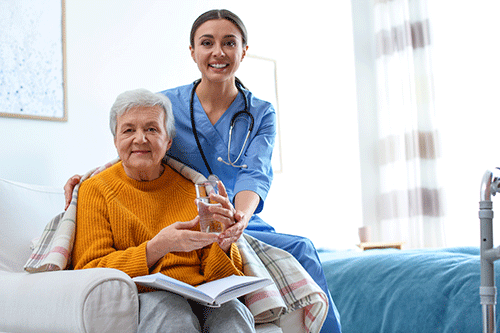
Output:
0,0,361,250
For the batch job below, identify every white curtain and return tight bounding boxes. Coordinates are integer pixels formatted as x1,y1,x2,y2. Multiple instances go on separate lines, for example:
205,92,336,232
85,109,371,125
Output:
374,0,445,248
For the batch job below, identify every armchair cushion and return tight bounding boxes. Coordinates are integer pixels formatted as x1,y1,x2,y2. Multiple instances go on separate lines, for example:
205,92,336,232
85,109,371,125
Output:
0,178,65,272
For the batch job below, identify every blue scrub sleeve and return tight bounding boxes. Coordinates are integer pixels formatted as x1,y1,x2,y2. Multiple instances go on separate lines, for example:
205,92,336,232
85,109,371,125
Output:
233,109,276,214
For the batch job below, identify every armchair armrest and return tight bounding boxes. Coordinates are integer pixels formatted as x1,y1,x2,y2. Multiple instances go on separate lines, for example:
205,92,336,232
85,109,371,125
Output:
0,268,139,333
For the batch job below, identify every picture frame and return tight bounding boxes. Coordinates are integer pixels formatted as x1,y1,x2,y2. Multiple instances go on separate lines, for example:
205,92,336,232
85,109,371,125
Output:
237,54,283,173
0,0,67,121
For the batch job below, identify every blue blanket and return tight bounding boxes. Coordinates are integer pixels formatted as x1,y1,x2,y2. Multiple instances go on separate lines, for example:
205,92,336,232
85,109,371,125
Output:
320,247,496,333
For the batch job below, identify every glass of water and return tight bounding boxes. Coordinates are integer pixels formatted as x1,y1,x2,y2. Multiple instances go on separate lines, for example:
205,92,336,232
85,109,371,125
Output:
195,179,223,234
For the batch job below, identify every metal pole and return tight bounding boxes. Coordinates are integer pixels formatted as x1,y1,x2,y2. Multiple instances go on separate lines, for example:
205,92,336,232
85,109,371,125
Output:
480,170,497,333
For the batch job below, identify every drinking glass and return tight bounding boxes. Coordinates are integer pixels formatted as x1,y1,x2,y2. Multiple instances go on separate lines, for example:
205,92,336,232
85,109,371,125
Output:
195,179,223,234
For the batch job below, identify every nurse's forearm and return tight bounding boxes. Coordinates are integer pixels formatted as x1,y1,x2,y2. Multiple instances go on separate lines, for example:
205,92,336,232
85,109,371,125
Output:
234,190,260,219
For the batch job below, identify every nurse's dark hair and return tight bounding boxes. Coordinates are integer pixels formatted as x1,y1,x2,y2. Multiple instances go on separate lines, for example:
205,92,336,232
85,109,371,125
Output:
190,9,248,48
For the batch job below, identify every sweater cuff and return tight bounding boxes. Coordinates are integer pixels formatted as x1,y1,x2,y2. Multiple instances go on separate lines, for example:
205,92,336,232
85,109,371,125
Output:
203,243,244,281
120,241,150,278
229,243,243,272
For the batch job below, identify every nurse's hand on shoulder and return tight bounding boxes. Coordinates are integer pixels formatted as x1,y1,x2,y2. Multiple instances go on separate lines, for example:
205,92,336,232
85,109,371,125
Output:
64,174,82,210
146,217,218,268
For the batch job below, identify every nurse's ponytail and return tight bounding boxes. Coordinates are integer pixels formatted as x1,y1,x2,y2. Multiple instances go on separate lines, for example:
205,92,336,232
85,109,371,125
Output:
235,77,247,90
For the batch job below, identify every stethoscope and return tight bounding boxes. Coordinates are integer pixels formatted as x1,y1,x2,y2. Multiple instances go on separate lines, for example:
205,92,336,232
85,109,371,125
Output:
190,79,254,174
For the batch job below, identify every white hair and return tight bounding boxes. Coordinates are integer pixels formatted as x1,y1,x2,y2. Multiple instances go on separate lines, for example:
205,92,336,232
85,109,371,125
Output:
109,88,175,139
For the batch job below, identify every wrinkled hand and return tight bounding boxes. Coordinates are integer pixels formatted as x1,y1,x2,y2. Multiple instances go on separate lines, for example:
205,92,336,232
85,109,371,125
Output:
147,217,218,268
64,174,82,210
207,181,247,252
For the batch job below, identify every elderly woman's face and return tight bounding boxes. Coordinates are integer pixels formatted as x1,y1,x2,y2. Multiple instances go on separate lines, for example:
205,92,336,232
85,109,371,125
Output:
114,105,171,181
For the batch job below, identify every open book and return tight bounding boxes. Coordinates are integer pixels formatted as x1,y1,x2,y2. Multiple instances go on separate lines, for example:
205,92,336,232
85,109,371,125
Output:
132,273,273,307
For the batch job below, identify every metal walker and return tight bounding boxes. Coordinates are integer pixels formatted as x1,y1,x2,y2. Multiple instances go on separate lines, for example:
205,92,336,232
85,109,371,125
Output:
479,170,500,333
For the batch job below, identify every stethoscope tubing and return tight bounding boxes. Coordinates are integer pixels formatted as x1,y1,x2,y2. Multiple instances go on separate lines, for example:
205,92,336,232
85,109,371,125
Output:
190,79,254,173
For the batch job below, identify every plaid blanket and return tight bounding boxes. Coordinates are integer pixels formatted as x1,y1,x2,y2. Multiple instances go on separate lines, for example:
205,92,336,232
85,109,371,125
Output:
24,157,328,332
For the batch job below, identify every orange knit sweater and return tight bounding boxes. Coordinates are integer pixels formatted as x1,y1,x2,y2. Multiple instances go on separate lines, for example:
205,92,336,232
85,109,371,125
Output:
73,162,244,288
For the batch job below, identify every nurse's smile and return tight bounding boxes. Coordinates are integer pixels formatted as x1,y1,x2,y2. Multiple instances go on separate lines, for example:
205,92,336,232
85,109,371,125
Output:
209,63,229,69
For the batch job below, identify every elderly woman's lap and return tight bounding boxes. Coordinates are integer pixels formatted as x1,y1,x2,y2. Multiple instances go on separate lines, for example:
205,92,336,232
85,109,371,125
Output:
138,291,255,333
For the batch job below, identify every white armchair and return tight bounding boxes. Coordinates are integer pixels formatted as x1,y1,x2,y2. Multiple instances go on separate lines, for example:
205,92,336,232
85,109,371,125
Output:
0,177,303,333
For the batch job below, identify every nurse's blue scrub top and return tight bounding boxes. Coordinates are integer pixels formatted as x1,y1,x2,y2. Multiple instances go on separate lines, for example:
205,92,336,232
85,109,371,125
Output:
161,82,276,224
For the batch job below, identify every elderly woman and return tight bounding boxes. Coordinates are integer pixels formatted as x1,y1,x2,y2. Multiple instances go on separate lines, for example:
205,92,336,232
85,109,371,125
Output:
72,88,255,333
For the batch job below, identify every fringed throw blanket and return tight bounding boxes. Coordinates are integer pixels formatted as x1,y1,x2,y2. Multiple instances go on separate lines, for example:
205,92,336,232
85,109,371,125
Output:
24,157,328,332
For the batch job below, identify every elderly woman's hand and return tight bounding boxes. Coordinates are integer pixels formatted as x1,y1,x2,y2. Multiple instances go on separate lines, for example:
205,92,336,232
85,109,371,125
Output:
207,181,246,253
146,217,219,268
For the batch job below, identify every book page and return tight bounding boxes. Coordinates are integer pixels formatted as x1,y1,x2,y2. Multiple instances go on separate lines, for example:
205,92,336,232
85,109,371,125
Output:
196,275,270,300
133,273,214,304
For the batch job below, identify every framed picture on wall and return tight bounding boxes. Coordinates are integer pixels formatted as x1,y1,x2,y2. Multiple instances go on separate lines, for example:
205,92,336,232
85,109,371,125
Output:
237,55,283,173
0,0,67,121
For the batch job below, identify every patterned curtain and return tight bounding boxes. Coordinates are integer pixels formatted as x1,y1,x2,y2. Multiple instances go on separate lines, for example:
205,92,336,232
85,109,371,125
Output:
374,0,445,248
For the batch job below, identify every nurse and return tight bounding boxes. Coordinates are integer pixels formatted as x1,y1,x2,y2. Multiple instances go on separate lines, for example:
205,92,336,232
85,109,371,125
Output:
65,9,341,333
